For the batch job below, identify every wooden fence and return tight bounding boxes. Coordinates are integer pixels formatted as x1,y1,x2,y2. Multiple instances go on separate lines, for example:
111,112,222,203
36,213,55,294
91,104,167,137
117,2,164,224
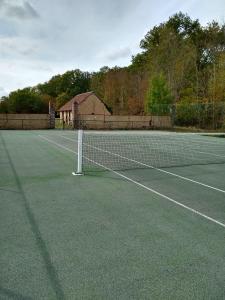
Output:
58,114,172,129
0,114,54,129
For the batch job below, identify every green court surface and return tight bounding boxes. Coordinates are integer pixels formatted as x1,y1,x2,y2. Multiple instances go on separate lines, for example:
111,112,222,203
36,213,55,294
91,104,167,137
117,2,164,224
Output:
1,130,225,299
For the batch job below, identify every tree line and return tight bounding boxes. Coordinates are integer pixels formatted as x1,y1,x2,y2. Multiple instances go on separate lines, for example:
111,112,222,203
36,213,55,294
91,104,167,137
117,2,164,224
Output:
1,12,225,127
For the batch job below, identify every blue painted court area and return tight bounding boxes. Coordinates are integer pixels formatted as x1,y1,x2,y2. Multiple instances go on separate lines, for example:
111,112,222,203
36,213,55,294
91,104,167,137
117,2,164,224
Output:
1,130,225,299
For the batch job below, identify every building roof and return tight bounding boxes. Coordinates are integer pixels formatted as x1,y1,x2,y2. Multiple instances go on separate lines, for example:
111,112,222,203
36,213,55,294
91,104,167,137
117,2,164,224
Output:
58,91,94,112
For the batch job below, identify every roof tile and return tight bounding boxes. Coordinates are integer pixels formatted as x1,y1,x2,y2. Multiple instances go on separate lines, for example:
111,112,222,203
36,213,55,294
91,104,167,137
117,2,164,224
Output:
58,91,94,111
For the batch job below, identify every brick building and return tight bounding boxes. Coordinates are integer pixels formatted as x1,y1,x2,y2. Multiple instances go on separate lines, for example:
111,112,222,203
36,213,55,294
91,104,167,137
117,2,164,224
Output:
58,92,111,125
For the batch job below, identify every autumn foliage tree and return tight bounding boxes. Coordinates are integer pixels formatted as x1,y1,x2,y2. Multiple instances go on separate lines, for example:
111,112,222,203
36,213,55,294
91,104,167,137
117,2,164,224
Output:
1,12,225,129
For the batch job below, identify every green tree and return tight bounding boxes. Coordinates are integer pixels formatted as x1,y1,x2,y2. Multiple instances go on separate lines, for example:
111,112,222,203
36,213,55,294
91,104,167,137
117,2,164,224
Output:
37,75,62,98
7,88,48,113
140,19,198,101
36,69,91,100
0,97,9,113
140,12,202,60
56,92,71,110
90,67,110,100
1,12,224,121
145,74,173,115
60,70,91,97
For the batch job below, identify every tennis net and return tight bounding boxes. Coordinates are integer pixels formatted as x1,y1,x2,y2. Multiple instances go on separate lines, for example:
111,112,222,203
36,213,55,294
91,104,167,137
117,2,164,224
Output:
73,130,225,174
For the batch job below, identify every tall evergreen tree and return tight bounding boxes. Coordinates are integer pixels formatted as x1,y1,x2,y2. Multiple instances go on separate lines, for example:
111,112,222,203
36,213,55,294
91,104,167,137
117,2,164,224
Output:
145,74,173,115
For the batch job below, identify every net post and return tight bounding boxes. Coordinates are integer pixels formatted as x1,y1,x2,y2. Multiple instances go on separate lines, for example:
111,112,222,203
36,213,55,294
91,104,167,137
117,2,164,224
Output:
72,129,83,176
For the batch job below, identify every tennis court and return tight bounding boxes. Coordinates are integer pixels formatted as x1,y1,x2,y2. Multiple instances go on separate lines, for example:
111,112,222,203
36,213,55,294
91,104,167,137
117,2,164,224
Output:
1,129,225,299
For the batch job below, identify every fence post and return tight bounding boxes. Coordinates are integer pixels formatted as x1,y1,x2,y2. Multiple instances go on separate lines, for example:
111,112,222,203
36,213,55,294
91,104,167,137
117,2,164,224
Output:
49,102,55,129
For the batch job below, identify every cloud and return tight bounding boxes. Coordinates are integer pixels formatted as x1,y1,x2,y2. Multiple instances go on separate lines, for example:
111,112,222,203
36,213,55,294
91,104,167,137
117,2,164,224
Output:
2,1,39,20
0,0,224,96
0,58,56,97
0,36,39,58
0,86,7,97
105,47,132,61
0,0,5,8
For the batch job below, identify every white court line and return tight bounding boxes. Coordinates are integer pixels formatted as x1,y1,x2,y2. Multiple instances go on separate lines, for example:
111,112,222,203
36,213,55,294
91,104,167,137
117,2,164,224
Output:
196,150,225,159
119,139,225,160
169,137,225,146
144,133,225,146
38,134,225,229
143,137,225,152
60,135,225,194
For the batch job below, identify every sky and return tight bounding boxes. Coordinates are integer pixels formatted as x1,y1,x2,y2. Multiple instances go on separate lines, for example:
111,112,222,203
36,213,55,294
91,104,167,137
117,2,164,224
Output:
0,0,225,97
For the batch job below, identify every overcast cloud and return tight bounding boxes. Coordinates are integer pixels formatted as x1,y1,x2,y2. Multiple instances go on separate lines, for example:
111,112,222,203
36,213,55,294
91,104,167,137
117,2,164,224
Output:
0,0,225,96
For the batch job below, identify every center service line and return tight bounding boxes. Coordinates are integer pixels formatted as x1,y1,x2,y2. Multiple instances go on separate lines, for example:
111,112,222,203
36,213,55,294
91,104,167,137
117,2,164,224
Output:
39,134,225,230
